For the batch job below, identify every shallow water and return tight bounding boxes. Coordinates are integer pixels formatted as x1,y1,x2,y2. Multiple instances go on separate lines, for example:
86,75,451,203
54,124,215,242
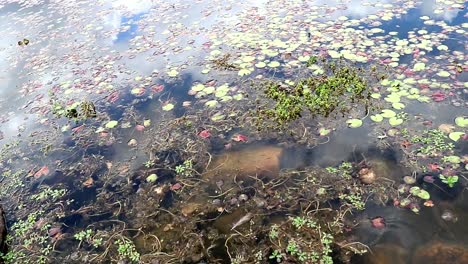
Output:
0,0,467,263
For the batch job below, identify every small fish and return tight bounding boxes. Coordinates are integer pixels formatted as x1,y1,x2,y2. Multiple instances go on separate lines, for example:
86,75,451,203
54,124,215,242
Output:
231,213,253,230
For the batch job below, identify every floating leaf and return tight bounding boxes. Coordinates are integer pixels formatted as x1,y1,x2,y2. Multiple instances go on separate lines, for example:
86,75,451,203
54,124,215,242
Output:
204,86,215,94
346,119,363,128
233,94,243,100
105,120,118,129
371,93,381,99
455,117,467,128
392,102,405,110
385,94,401,103
413,62,426,71
238,68,252,76
381,109,396,118
146,174,158,183
448,132,464,142
255,62,266,68
167,69,179,77
328,50,341,59
143,119,151,127
211,113,225,121
437,71,450,77
205,100,218,108
192,84,205,92
268,61,280,68
417,189,430,200
319,128,331,136
389,117,403,126
370,114,383,123
162,103,174,111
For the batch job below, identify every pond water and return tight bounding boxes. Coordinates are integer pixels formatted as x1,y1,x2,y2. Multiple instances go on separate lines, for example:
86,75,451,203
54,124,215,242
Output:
0,0,467,263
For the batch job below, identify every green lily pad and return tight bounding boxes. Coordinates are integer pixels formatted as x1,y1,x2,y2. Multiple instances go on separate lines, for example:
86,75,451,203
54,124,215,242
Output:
162,103,175,111
167,69,179,77
146,174,158,183
389,117,403,126
268,61,280,68
192,84,205,92
328,50,341,59
370,114,384,123
385,94,401,103
204,86,215,94
238,68,252,76
449,132,464,141
211,113,225,121
319,128,331,136
105,120,118,129
437,71,450,77
417,189,430,200
346,119,363,128
455,117,467,128
255,62,266,68
371,93,381,99
392,102,405,110
233,93,243,100
381,109,397,118
413,62,426,71
205,100,218,108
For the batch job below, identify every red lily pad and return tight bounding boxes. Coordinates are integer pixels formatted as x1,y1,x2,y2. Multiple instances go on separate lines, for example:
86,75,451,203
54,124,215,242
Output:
431,91,446,102
34,166,50,179
371,217,386,229
198,129,211,139
232,134,248,142
371,216,386,229
170,182,182,191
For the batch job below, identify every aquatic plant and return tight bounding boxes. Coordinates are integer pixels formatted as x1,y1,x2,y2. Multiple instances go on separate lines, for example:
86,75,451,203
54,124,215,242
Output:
255,59,375,128
439,174,459,188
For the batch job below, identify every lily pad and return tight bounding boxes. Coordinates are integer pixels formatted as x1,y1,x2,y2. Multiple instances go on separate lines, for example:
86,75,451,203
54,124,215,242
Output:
381,109,397,118
370,114,384,123
211,113,225,121
437,71,450,77
319,128,331,136
346,119,363,128
105,120,118,129
268,61,280,68
413,62,426,71
455,117,467,128
448,132,464,142
392,102,405,110
255,62,266,68
162,103,175,111
146,174,158,183
205,100,218,108
389,117,403,126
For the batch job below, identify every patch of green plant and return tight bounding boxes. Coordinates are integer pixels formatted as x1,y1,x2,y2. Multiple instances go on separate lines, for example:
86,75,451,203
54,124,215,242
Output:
115,238,140,263
269,249,284,263
144,159,155,168
31,187,67,202
74,229,102,248
175,159,193,177
49,90,97,120
256,59,374,127
0,169,25,197
339,192,365,210
439,174,458,188
409,129,454,156
3,211,52,264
